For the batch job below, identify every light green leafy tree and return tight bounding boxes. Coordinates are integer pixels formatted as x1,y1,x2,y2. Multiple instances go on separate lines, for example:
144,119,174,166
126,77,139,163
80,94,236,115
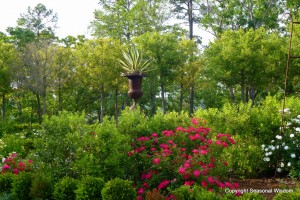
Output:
134,32,185,114
200,0,285,37
92,0,169,42
0,39,19,120
204,27,286,105
75,38,124,123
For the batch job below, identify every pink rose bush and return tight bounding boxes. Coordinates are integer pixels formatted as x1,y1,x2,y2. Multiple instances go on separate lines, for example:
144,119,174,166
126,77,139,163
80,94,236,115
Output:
128,118,239,199
1,152,33,174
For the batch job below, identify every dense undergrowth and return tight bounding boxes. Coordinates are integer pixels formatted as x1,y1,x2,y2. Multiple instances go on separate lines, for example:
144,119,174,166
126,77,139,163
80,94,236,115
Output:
1,95,300,199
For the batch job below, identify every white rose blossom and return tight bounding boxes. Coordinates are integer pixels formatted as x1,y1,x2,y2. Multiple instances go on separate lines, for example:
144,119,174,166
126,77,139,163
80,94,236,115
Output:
277,168,282,172
276,135,282,140
291,153,296,158
284,146,289,150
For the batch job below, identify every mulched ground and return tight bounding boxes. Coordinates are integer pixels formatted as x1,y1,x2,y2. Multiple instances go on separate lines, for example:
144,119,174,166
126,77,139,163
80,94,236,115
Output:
230,178,298,200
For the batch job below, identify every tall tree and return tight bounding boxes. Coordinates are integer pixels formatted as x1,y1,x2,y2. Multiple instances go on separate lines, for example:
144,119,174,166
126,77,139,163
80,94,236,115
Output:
204,28,286,105
92,0,169,42
0,40,18,120
17,3,58,38
7,3,58,122
134,32,183,114
75,38,123,122
200,0,285,37
169,0,201,115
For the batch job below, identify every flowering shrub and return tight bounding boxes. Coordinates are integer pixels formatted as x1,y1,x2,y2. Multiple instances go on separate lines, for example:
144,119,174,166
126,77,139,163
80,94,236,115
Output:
128,118,239,199
1,152,33,174
261,109,300,176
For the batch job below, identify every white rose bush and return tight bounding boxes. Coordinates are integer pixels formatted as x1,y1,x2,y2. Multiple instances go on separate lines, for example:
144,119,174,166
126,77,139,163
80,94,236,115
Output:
261,111,300,177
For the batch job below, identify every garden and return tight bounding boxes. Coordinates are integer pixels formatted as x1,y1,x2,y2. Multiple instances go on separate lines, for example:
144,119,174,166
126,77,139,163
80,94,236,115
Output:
1,95,300,200
2,1,300,200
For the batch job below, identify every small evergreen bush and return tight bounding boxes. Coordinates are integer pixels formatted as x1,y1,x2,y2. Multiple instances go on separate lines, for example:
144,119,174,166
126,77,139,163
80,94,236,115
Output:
273,190,300,200
30,173,54,200
192,186,220,200
53,176,78,200
11,172,32,200
101,178,136,200
0,192,13,200
0,173,14,193
75,176,105,200
238,193,266,200
171,185,221,200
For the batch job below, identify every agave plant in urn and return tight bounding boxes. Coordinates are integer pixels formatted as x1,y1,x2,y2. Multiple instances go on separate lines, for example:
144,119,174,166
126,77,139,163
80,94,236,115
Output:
119,45,152,110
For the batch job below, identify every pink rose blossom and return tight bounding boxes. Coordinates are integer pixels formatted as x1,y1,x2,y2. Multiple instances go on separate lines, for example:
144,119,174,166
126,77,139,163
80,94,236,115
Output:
137,188,144,195
151,133,158,137
208,176,214,184
13,168,19,174
193,170,201,178
2,164,10,170
158,180,170,190
179,167,186,175
192,118,199,125
201,180,208,187
153,158,160,165
200,150,207,155
184,181,195,186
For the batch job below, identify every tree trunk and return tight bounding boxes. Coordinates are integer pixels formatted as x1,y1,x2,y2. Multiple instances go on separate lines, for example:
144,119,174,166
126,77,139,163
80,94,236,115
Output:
58,77,62,112
249,86,256,106
1,93,5,121
17,98,23,123
241,69,245,103
36,94,42,123
115,87,119,127
188,0,193,40
188,0,194,115
229,86,235,103
180,84,183,112
99,84,104,123
160,80,166,114
42,93,47,116
150,80,156,115
189,85,194,116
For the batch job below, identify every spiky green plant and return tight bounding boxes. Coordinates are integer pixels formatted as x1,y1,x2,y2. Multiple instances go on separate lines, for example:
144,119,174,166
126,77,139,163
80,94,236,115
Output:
119,45,152,74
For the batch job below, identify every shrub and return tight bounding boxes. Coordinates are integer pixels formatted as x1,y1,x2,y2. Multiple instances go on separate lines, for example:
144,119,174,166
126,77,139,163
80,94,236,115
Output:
101,178,136,200
118,107,148,138
1,134,31,159
129,118,239,199
32,111,87,180
0,192,13,200
75,176,105,200
273,190,300,200
11,172,32,200
73,117,130,180
0,173,14,193
1,152,33,174
192,186,220,200
53,176,78,200
171,185,220,200
171,185,193,200
147,111,190,134
238,193,266,200
221,135,267,178
262,110,300,177
30,173,54,200
32,112,130,181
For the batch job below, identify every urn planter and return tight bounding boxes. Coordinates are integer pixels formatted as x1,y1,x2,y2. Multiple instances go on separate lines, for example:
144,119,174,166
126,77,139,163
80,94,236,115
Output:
123,73,146,110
